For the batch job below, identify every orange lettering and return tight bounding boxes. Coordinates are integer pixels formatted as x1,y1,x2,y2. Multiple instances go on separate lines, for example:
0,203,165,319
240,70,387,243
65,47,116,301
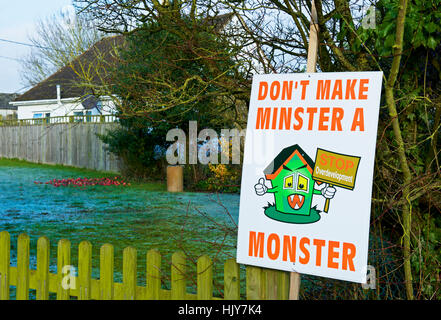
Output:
282,81,293,100
256,108,271,129
299,237,310,264
283,235,296,262
331,108,344,131
359,79,369,99
293,107,304,130
300,80,310,100
258,82,268,100
316,80,331,100
267,233,280,260
318,107,330,131
336,158,345,170
351,108,365,131
346,79,357,99
345,160,354,172
331,80,343,100
270,81,281,100
313,239,326,267
342,242,356,271
306,107,318,130
320,153,327,166
328,155,335,167
328,241,340,269
279,108,292,130
249,231,264,258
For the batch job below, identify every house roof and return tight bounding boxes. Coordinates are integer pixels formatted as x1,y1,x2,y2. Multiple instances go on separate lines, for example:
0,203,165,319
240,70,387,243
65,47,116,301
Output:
0,93,18,110
14,35,125,102
264,144,315,180
14,14,233,104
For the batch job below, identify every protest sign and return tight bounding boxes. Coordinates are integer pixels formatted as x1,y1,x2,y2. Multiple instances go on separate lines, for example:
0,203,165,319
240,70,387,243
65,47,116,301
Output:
236,71,383,283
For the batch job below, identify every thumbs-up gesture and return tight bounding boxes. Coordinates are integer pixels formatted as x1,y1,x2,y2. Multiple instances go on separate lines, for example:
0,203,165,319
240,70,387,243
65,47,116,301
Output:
254,178,268,196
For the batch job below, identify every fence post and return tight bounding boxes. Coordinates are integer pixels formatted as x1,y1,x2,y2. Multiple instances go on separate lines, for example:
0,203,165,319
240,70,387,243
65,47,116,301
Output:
100,243,114,300
123,246,137,300
57,239,71,300
197,255,212,300
17,233,30,300
1,231,288,301
277,271,290,300
36,236,50,300
78,241,92,300
224,259,240,300
167,165,184,192
262,268,278,300
246,266,262,300
146,249,161,300
0,231,10,300
171,251,186,300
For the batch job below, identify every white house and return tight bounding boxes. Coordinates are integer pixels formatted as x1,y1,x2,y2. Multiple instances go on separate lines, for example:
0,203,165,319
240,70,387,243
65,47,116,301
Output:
10,15,267,123
11,88,116,121
10,36,123,122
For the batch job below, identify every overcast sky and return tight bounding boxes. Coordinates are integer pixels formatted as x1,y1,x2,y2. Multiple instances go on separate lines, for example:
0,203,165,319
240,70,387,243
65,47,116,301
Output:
0,0,74,93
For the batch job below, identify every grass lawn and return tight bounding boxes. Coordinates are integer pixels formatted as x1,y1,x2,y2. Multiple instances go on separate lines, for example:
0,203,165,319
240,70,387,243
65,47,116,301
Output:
0,157,167,191
0,157,240,299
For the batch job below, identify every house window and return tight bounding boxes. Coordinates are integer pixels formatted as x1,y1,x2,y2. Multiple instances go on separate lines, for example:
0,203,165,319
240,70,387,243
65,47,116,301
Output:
283,174,294,189
283,173,309,193
74,111,83,122
86,111,92,122
296,174,309,193
45,113,50,124
33,113,43,124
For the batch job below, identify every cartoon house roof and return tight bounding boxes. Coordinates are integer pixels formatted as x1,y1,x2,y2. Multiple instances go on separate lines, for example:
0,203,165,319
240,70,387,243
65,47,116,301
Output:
264,144,315,180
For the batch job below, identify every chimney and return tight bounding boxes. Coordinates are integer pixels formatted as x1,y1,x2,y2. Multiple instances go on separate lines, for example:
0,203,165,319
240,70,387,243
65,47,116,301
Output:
56,85,61,105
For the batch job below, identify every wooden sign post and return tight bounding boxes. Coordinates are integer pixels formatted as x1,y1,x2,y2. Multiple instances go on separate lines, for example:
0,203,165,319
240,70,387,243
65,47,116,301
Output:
289,0,319,301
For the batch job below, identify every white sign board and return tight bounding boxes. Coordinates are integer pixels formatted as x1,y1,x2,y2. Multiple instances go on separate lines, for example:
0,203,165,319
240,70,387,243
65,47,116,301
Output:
236,71,383,283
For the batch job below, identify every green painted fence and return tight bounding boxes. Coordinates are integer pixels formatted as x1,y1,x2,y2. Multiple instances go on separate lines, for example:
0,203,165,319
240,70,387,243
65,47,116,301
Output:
0,231,290,300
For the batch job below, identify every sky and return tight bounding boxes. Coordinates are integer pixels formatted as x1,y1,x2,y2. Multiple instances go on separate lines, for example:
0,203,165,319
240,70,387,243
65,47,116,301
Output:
0,0,74,93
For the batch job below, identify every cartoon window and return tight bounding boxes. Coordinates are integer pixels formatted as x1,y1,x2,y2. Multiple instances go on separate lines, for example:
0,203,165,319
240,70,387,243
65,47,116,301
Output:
283,174,294,189
296,173,309,193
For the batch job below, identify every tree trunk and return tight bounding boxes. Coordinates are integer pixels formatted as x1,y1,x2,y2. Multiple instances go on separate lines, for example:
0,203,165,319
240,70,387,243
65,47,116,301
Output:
385,0,414,300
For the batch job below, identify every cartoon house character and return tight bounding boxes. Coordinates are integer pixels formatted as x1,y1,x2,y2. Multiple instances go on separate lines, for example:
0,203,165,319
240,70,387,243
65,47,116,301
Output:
254,144,336,224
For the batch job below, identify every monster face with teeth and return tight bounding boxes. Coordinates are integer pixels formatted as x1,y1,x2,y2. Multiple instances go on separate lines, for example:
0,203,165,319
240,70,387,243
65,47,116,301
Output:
254,144,336,224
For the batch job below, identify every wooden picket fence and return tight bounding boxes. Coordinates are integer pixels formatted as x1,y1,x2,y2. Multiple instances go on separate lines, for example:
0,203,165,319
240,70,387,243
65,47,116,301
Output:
0,231,290,300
